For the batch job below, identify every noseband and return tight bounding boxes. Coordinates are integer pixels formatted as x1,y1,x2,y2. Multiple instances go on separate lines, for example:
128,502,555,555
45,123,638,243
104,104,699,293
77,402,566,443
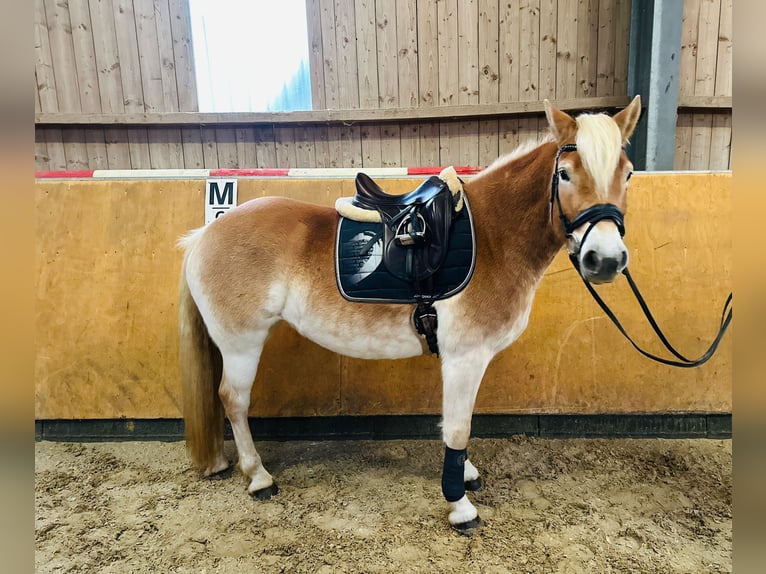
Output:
550,144,732,369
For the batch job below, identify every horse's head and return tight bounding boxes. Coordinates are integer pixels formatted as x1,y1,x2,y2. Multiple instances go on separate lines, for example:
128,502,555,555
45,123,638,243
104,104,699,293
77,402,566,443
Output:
544,96,642,284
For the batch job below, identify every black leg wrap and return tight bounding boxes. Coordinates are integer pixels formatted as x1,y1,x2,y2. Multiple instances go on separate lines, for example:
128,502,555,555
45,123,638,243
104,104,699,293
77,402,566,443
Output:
441,447,467,502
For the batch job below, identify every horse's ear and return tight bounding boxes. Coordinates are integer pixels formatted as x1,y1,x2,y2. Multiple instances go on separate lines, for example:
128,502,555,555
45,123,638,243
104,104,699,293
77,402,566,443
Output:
544,99,577,144
613,95,642,144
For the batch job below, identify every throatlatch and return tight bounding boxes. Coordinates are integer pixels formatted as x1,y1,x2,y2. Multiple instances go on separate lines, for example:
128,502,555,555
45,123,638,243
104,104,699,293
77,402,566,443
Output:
441,446,467,502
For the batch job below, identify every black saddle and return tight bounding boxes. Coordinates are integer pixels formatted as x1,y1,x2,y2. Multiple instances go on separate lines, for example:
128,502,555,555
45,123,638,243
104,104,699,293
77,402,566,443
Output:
352,173,458,284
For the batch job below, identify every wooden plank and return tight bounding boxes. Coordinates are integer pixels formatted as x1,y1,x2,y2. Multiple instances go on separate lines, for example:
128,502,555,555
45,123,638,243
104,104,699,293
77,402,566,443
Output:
167,0,198,111
67,0,102,113
689,0,720,170
62,129,89,170
479,0,500,166
339,125,363,168
335,0,359,109
326,126,343,167
709,0,732,171
214,128,239,168
498,0,519,103
35,128,50,170
200,127,219,168
275,127,298,167
396,0,418,108
127,128,152,168
379,124,401,167
498,118,521,157
104,128,132,168
234,128,258,169
438,0,459,165
85,128,110,169
34,0,58,113
306,0,326,110
679,0,701,98
180,127,205,169
294,126,317,167
396,0,420,166
612,0,630,95
674,112,692,170
254,126,277,168
518,0,539,101
314,126,331,168
596,0,614,96
112,0,145,111
399,122,420,167
715,0,732,97
40,128,67,170
556,0,578,99
709,113,731,170
133,0,164,112
694,0,720,97
355,0,379,108
457,0,479,165
43,0,90,166
539,0,557,98
153,0,182,112
134,0,176,168
319,0,340,110
576,0,598,97
43,0,81,112
36,96,639,126
376,0,400,165
88,0,125,114
147,127,185,168
360,124,382,167
417,0,439,165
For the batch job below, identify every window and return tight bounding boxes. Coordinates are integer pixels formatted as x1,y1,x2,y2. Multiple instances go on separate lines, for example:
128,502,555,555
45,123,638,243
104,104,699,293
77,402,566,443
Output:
188,0,312,112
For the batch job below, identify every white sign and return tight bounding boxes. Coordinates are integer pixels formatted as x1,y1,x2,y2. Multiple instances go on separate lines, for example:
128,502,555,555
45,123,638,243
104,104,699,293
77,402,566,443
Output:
205,179,238,224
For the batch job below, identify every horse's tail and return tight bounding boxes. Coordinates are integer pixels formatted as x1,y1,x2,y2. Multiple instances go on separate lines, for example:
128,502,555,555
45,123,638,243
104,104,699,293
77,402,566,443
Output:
178,231,224,470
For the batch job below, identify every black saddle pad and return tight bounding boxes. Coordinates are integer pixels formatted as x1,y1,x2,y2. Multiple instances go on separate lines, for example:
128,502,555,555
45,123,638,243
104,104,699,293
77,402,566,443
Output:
335,198,476,304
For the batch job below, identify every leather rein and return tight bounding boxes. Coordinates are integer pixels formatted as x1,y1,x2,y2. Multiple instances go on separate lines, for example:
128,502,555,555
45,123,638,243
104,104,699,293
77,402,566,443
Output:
551,144,733,368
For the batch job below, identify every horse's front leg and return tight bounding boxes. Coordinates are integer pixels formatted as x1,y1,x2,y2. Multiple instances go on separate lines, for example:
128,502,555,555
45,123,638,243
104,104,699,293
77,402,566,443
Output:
440,351,492,535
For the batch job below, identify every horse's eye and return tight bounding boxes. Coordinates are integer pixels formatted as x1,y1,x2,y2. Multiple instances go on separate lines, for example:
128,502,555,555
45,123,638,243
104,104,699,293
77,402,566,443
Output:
626,171,633,182
558,169,570,182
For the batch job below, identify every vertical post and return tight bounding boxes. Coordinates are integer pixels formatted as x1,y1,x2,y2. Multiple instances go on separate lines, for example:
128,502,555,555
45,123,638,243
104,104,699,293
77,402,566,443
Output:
628,0,684,170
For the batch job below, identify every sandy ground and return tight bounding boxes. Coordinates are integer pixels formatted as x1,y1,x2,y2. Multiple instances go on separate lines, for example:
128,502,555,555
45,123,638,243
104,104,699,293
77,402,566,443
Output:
35,436,730,573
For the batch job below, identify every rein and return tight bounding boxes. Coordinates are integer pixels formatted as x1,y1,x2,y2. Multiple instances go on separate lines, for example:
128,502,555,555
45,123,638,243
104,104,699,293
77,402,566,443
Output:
551,144,733,368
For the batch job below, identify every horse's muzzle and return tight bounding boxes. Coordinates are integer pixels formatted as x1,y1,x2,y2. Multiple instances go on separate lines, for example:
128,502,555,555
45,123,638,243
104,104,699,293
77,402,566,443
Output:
574,221,628,284
580,248,628,283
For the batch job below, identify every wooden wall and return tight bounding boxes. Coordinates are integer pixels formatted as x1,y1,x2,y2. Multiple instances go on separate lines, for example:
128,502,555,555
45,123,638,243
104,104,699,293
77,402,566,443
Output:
35,173,732,420
675,0,732,170
34,1,731,171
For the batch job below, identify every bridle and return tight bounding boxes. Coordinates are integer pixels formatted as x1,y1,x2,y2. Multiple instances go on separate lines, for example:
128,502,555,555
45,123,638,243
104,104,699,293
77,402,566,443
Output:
551,144,733,368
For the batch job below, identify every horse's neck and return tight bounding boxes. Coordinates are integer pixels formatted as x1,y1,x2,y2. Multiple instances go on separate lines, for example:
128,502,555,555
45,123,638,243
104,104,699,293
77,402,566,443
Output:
466,142,565,280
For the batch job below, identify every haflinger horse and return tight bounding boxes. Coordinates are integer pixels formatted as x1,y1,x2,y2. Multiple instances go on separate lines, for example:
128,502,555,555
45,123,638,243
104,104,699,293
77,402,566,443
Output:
178,96,642,534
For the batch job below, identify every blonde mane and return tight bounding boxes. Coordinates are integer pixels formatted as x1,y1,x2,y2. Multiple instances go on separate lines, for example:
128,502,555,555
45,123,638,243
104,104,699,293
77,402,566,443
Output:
574,113,622,199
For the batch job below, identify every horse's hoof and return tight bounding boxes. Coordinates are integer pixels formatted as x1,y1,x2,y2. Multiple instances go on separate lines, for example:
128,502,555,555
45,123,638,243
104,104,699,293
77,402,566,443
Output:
250,483,279,501
464,478,483,492
205,465,233,481
451,515,482,536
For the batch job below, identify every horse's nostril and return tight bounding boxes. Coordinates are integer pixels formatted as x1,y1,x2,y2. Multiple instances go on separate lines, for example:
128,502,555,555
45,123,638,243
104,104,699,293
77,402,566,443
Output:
620,251,628,269
582,250,600,272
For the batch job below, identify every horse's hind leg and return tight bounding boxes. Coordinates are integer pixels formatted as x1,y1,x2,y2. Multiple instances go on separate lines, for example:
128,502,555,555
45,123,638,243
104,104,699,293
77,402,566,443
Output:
218,340,278,499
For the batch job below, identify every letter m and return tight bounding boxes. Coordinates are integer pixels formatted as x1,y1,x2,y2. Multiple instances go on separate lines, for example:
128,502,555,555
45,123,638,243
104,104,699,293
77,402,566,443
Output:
209,181,234,205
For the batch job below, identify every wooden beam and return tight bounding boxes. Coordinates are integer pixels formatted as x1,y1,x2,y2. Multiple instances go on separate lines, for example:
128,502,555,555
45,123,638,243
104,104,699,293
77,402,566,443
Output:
36,97,633,127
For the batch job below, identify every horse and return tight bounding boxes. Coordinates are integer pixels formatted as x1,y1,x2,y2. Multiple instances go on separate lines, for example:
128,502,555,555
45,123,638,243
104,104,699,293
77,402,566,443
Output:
177,96,642,534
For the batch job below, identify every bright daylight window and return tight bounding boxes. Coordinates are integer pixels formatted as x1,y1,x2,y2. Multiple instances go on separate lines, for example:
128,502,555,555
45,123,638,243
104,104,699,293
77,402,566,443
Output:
188,0,312,112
